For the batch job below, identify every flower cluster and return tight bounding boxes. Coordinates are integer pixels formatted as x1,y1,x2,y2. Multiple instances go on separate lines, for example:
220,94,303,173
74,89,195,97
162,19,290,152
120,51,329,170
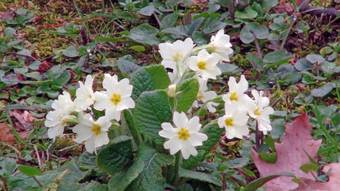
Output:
218,75,274,139
159,29,233,114
158,30,274,159
44,29,274,161
45,74,135,153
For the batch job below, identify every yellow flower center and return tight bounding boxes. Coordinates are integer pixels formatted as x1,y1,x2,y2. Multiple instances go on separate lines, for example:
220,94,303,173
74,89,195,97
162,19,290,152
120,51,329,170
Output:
110,93,121,105
197,91,204,101
229,91,238,102
178,128,190,141
224,117,234,128
91,123,102,136
254,107,262,116
173,53,183,62
197,60,207,70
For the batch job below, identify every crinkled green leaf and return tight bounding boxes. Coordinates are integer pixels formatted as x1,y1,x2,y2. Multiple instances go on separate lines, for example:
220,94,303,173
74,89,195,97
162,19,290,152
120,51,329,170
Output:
179,168,221,186
127,145,174,191
130,65,170,99
133,90,172,145
175,77,199,112
97,137,133,175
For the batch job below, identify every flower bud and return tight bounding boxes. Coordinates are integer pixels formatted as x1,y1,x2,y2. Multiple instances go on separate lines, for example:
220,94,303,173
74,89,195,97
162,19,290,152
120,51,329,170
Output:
167,84,177,97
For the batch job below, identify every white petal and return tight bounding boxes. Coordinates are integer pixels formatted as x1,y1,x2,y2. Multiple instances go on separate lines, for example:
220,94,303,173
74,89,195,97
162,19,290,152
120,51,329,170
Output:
239,75,248,92
103,74,118,92
84,137,96,153
173,112,188,128
94,92,110,111
95,132,110,148
187,116,201,132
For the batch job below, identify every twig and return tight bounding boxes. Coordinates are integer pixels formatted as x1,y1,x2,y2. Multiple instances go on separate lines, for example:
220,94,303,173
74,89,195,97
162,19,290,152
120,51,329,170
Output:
34,145,42,169
280,15,297,50
153,13,161,28
251,32,263,58
0,141,21,159
0,176,8,191
32,176,43,187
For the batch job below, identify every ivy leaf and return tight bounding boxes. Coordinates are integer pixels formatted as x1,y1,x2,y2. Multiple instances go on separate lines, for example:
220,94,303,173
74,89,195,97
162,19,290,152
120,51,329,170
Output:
128,23,159,45
179,168,221,186
96,137,134,175
127,145,174,191
130,65,170,99
311,82,336,97
175,77,199,112
133,90,172,145
235,7,258,19
183,122,224,169
263,50,291,67
117,55,140,74
63,46,79,58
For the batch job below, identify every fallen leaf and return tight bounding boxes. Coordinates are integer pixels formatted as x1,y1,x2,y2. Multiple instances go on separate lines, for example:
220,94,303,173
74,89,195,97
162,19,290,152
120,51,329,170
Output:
0,123,16,144
293,163,340,191
252,113,322,191
10,110,34,130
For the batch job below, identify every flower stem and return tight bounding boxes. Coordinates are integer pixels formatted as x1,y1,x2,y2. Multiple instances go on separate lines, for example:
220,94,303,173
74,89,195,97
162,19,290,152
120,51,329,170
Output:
170,153,182,184
123,110,142,145
255,121,263,151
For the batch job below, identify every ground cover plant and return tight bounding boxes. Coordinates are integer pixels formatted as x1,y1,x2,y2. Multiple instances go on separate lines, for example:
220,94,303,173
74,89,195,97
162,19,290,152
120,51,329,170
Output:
0,0,339,191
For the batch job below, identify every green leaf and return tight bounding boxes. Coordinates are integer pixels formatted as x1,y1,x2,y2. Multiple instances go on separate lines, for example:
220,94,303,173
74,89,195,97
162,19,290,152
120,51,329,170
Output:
262,0,278,11
127,145,174,191
133,90,172,145
263,50,291,67
128,23,159,45
130,65,170,99
179,168,221,186
108,158,145,191
160,13,178,29
109,145,173,191
97,137,134,175
311,82,336,97
18,165,41,177
63,45,79,58
117,55,140,74
240,25,255,44
235,7,258,19
247,23,269,39
300,162,319,173
306,54,325,64
259,152,277,163
183,122,224,169
242,173,293,191
175,77,199,112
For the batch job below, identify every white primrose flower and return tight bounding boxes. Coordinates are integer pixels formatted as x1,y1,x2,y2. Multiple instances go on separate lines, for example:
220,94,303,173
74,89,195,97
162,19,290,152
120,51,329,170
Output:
159,112,208,159
187,49,221,80
218,104,249,139
248,90,275,135
74,75,95,111
223,75,252,111
159,38,195,82
193,78,218,113
73,113,111,153
94,74,135,121
208,29,233,62
45,91,77,139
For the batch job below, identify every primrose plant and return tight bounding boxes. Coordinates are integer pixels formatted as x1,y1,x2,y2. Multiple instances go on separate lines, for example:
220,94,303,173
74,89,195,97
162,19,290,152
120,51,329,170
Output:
45,29,274,190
